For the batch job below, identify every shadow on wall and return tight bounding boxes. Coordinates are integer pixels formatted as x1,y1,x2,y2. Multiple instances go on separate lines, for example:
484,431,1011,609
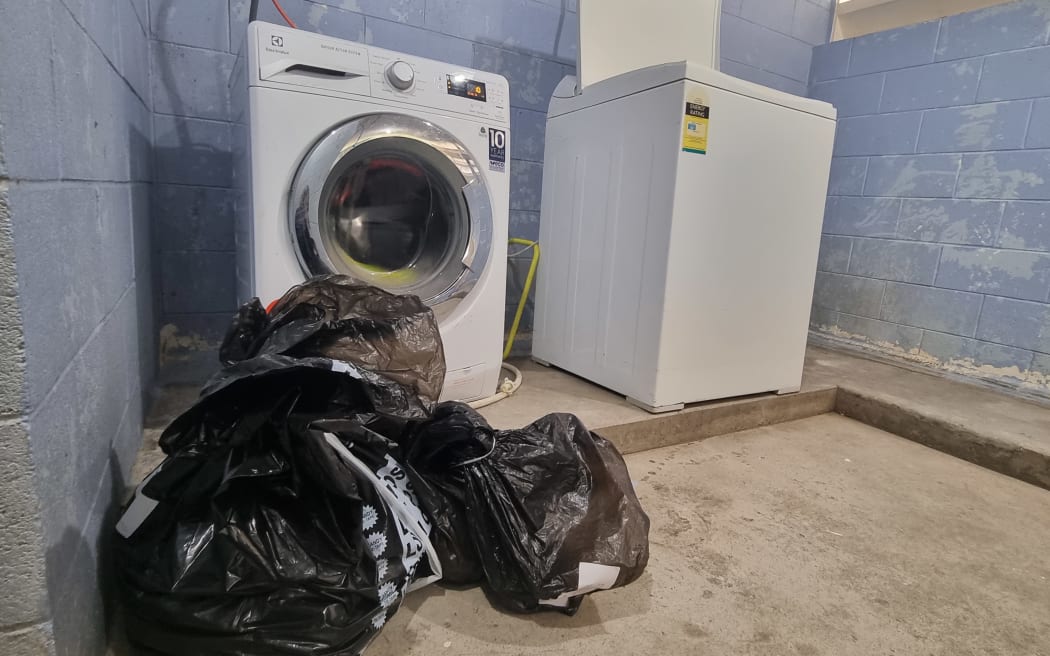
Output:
472,0,576,64
152,0,235,385
133,123,160,410
46,451,131,656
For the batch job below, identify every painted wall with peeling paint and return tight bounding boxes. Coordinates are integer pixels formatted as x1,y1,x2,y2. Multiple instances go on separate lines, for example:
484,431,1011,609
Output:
154,0,834,379
0,0,156,653
809,0,1050,399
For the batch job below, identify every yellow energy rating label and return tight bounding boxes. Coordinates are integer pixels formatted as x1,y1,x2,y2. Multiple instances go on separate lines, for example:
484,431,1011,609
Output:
682,100,710,155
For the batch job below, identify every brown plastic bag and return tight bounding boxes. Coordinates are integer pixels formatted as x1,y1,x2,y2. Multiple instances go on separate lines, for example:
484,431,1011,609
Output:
403,403,651,613
220,275,446,405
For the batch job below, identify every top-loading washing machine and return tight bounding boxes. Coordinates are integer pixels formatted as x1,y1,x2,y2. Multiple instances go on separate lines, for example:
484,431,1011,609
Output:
533,62,836,412
231,22,511,402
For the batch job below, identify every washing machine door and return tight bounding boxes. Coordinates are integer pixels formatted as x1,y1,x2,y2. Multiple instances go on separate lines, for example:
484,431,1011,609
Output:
289,113,492,314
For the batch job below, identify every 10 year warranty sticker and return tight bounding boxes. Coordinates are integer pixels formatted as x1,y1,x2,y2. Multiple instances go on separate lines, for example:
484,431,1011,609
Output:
488,128,507,172
682,99,710,155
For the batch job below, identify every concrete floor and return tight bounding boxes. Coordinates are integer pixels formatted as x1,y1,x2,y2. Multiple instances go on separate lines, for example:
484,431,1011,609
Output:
367,414,1050,656
806,347,1050,489
127,349,1050,655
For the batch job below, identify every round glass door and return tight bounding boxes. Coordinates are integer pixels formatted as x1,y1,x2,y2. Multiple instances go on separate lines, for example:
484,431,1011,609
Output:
289,114,493,310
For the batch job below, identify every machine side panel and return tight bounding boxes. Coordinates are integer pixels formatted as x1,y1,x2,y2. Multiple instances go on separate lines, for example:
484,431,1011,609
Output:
533,83,683,401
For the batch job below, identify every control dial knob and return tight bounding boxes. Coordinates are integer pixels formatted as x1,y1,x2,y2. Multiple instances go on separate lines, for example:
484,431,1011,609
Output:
386,60,415,90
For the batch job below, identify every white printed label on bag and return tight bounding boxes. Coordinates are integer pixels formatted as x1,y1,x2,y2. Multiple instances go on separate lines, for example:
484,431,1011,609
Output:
378,580,400,608
323,433,444,592
330,360,362,378
115,463,164,539
375,454,439,591
362,505,378,531
376,455,431,541
540,562,621,608
366,531,389,558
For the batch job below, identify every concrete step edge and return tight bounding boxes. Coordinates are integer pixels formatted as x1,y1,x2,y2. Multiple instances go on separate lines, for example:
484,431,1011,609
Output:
599,386,839,455
834,386,1050,491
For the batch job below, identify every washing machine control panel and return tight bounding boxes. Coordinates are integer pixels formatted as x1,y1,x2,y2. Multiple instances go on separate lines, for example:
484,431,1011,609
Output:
367,49,508,123
252,23,509,123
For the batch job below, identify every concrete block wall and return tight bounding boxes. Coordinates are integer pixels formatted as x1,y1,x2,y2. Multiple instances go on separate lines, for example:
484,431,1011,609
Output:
0,193,53,654
809,0,1050,398
0,1,155,654
722,0,834,96
156,0,834,375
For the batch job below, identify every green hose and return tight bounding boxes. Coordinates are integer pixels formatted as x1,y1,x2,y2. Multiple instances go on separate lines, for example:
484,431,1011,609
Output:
504,239,540,360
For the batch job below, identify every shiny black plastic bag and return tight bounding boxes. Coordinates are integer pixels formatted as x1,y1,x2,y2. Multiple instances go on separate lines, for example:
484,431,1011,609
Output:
399,403,491,585
220,275,446,406
403,403,650,613
114,357,438,656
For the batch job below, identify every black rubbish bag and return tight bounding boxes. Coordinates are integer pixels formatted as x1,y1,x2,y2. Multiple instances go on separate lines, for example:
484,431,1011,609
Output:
403,403,650,613
114,356,440,656
220,274,447,406
399,403,492,585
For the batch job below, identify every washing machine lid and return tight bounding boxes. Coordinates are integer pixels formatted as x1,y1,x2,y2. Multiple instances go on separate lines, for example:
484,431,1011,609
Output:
289,113,493,313
549,61,836,121
576,0,721,90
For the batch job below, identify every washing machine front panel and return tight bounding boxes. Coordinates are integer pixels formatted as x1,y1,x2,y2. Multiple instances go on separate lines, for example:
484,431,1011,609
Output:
289,113,493,314
240,22,511,401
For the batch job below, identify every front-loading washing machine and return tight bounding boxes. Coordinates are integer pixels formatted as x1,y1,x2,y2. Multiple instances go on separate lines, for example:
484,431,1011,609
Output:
232,22,511,402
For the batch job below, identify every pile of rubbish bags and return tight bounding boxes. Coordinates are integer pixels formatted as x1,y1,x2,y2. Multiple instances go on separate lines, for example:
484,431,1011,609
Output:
114,275,650,655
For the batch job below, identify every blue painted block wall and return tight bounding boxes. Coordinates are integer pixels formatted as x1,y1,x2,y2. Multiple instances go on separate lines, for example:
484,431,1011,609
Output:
809,0,1050,398
0,0,156,652
154,0,832,378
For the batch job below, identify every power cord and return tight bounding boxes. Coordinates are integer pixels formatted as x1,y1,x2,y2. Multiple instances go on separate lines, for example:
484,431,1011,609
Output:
248,0,298,28
272,0,298,28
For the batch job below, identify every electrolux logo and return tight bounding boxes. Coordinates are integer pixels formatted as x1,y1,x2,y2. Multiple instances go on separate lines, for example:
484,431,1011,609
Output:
266,33,290,56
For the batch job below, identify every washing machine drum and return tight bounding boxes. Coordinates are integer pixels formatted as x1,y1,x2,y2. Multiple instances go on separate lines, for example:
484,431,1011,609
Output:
289,113,493,313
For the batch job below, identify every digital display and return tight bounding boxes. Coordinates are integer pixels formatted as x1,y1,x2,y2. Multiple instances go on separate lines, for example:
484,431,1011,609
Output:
447,75,487,102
